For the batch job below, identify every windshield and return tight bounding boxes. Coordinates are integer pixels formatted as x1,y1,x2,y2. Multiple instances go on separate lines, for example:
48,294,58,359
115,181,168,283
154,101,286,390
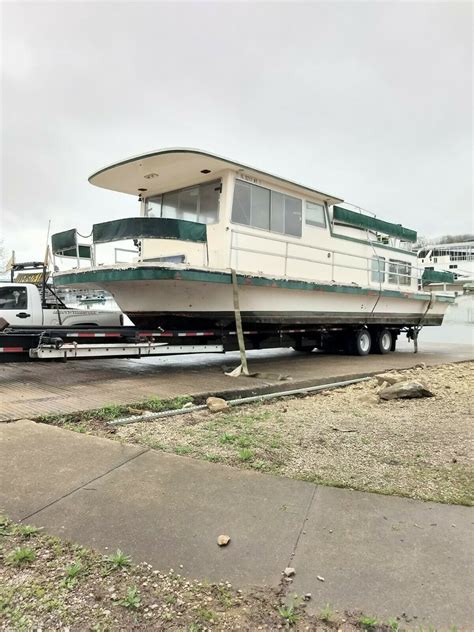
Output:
146,180,220,224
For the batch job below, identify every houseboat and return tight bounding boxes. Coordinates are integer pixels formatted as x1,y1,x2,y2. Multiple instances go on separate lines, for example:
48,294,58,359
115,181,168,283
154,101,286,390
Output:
52,148,453,354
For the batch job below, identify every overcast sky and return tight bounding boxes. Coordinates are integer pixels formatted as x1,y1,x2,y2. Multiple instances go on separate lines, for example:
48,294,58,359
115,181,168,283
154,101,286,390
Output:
1,1,472,262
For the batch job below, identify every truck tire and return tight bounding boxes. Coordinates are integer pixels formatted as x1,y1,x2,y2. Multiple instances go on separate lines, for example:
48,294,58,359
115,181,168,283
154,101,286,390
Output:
374,329,392,354
348,329,371,356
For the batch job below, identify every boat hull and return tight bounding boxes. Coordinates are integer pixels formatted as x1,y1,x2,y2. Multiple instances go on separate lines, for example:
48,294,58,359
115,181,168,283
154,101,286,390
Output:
54,266,452,330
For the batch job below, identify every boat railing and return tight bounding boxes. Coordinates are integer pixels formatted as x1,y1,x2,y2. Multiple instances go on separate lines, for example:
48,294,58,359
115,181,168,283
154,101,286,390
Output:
230,228,424,291
52,218,208,269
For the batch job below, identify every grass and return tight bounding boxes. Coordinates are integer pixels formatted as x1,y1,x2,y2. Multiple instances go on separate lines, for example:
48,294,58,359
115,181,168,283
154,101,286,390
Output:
38,395,194,427
63,561,84,588
118,586,141,609
359,615,378,630
14,524,42,538
238,447,254,461
105,549,132,570
278,604,300,626
7,546,36,566
320,603,336,622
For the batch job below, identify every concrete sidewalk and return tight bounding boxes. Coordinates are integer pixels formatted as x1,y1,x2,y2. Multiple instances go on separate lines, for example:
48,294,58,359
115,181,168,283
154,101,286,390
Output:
1,420,472,628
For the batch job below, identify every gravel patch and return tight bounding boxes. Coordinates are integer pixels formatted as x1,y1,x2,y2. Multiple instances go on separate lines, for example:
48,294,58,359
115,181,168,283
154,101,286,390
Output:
40,363,474,505
116,362,474,505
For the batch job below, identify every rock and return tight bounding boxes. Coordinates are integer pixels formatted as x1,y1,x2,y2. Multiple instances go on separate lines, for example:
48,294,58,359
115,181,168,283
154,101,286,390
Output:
375,372,405,386
182,402,194,409
303,593,312,601
284,567,295,577
379,381,434,400
358,394,379,405
217,534,231,546
414,362,427,369
206,397,229,413
317,575,325,582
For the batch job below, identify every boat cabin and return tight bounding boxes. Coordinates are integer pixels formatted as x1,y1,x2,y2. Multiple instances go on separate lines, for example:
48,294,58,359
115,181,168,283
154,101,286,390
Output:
52,148,419,291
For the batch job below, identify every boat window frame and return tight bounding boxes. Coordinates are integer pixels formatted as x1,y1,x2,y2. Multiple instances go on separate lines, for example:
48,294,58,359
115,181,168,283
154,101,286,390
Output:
370,255,386,283
231,178,303,238
305,200,327,229
144,179,222,225
388,259,412,286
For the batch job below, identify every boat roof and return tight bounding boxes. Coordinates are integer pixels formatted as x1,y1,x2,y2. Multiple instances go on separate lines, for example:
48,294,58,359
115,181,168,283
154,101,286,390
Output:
88,148,343,203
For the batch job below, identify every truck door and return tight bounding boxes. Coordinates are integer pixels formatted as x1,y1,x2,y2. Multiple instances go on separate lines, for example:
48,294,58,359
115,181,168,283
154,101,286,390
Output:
0,285,34,326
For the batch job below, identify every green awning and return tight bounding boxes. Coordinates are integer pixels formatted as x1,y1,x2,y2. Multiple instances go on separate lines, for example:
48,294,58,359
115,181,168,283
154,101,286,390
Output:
333,206,417,242
51,228,77,253
92,217,207,244
422,269,455,284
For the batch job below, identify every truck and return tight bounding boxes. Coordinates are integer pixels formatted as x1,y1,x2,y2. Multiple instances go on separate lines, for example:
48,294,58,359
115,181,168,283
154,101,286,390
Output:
0,282,123,328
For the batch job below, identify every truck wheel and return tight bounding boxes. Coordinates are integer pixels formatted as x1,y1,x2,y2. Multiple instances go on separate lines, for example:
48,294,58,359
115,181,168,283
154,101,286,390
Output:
348,329,371,356
374,329,392,354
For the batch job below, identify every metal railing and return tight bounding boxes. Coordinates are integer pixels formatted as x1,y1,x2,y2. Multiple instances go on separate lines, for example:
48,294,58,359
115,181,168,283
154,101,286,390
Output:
230,228,422,291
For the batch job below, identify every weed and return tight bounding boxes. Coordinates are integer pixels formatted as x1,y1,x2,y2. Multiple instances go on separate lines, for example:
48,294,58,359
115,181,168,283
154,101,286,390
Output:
105,549,131,570
219,433,237,444
359,615,378,630
320,603,335,622
63,560,84,587
197,608,216,622
278,604,299,626
98,404,123,420
216,585,233,608
187,625,202,632
387,618,399,631
14,524,42,538
0,516,11,536
118,585,141,609
175,446,192,455
237,436,252,448
238,448,254,462
164,594,177,605
204,454,221,463
7,547,36,566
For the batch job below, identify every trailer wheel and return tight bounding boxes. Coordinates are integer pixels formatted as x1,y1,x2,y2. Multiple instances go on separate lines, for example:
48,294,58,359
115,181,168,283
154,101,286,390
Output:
348,329,371,356
374,329,392,354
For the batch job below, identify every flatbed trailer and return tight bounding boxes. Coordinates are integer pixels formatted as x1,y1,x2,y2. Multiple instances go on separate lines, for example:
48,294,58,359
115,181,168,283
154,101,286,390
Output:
0,322,418,363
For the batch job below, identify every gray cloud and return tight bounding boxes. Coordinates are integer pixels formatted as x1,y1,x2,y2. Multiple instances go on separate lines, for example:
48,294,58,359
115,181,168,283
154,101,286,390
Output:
1,1,472,260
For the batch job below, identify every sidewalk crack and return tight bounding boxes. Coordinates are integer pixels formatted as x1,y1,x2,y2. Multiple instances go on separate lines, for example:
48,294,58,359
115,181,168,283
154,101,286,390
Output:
20,447,150,522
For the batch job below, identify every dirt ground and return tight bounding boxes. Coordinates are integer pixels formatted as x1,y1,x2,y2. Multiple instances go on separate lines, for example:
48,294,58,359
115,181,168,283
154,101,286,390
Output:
42,362,474,506
0,516,396,631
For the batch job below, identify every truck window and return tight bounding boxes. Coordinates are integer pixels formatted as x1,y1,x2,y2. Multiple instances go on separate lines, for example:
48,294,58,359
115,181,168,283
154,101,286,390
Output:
0,286,28,309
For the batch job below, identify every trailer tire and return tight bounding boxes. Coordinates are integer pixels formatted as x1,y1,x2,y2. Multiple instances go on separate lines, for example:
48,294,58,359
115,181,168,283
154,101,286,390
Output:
374,329,392,354
348,329,371,356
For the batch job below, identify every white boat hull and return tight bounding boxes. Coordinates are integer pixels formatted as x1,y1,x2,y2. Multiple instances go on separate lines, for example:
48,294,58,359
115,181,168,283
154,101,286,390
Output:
54,265,451,330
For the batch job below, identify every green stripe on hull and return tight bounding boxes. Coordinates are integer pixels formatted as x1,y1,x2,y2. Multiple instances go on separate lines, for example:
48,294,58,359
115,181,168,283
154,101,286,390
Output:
54,266,454,303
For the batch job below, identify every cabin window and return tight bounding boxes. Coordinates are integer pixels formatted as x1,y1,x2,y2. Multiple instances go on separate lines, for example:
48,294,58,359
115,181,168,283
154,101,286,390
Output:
0,286,27,309
232,180,302,237
305,201,326,228
371,256,385,283
145,180,220,224
388,260,412,286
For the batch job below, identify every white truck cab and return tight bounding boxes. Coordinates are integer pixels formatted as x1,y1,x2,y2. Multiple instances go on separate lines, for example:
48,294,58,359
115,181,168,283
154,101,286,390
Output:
0,283,123,327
